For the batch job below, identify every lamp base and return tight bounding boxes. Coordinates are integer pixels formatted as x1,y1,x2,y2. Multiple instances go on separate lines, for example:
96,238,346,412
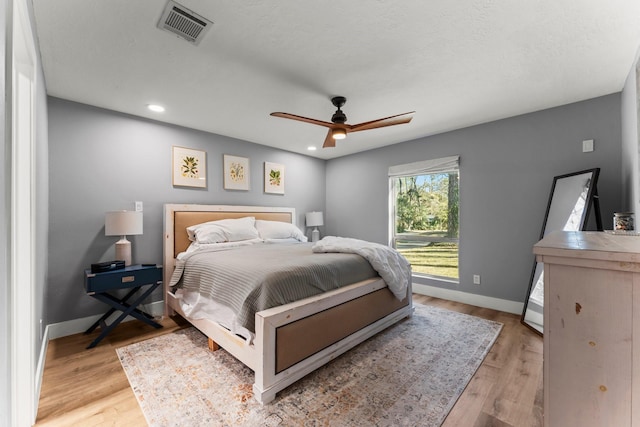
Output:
115,237,132,266
311,228,320,243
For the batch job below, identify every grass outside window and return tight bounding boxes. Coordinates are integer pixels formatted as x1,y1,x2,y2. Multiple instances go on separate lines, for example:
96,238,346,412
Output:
396,240,459,279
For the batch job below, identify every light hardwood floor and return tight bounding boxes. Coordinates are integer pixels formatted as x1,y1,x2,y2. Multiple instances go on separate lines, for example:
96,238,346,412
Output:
35,295,543,426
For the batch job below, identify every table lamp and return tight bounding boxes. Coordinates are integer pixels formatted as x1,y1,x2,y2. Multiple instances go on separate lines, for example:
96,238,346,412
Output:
105,210,143,266
305,211,324,242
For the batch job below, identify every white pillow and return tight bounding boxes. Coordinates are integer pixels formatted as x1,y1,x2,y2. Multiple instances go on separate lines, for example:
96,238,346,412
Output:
187,217,259,244
255,220,308,242
181,238,263,257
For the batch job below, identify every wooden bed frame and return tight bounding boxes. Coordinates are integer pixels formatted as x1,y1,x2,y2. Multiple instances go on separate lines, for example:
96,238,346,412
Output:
163,204,413,404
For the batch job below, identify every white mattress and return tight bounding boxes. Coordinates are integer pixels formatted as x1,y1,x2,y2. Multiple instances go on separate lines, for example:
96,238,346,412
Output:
174,288,255,344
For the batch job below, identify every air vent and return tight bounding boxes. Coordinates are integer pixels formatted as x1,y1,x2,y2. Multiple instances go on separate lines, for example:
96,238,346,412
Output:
157,1,212,45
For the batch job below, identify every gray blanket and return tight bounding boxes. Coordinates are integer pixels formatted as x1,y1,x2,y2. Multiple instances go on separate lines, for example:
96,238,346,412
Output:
170,243,377,332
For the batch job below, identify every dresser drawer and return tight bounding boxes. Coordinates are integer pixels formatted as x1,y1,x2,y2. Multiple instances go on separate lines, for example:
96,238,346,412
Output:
85,265,162,293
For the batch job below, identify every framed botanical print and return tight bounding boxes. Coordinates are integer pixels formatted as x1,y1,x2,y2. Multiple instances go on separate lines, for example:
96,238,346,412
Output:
223,155,250,190
264,162,285,194
172,146,206,188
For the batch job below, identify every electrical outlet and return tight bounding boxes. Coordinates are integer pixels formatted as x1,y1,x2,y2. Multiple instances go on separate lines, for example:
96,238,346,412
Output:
473,275,481,285
135,201,143,212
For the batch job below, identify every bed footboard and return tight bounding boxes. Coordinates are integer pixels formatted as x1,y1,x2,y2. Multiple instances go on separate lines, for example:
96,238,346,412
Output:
167,271,411,405
252,277,412,404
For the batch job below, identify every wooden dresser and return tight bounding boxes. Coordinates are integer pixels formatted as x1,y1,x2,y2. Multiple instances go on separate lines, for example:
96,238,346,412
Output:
534,231,640,427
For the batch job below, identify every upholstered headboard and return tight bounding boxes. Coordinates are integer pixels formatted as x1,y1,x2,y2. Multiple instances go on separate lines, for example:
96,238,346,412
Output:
163,204,296,311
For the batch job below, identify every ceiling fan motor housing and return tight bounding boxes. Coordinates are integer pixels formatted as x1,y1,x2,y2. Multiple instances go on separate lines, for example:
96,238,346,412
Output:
332,110,347,124
331,96,347,125
331,96,347,124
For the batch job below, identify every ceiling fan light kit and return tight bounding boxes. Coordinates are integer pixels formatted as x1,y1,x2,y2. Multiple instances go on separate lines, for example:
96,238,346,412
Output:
331,128,347,139
271,96,414,149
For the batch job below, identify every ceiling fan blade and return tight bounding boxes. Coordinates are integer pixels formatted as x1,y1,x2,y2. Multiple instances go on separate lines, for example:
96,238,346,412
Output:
348,112,415,133
270,112,334,128
323,129,336,148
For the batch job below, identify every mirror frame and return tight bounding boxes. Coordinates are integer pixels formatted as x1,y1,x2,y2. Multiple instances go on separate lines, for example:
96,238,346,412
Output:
521,168,602,335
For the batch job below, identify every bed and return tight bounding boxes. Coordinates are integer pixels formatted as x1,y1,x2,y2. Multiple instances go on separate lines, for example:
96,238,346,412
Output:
163,204,413,404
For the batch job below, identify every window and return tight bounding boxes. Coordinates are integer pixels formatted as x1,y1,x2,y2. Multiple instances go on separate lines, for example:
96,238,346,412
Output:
389,156,460,281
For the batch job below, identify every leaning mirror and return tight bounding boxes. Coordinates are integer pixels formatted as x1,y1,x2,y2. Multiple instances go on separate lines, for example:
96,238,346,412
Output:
521,168,602,334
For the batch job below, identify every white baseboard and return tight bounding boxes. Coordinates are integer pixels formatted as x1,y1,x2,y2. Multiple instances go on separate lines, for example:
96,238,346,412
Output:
413,283,524,315
47,300,165,340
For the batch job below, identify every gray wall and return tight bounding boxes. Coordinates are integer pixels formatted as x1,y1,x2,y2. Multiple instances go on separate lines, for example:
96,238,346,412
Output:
47,92,625,320
47,97,325,324
326,94,622,304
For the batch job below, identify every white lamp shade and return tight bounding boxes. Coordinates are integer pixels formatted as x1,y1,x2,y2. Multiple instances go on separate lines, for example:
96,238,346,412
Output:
105,211,143,236
305,211,324,227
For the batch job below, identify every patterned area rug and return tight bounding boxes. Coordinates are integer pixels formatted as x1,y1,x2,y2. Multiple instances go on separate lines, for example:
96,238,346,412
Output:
117,304,502,426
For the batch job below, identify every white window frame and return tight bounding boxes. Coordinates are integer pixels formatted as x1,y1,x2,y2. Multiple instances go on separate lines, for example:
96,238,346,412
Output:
388,156,460,282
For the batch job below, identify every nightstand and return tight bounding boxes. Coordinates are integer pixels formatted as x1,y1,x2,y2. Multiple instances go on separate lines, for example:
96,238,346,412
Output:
84,264,163,349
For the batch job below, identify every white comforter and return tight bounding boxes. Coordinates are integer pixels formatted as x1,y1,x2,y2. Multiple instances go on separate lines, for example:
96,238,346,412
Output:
312,236,411,300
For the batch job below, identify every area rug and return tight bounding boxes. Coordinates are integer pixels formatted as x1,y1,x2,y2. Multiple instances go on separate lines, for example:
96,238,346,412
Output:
117,304,502,426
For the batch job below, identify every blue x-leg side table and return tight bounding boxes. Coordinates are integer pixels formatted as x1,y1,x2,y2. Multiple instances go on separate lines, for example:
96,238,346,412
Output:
84,264,163,349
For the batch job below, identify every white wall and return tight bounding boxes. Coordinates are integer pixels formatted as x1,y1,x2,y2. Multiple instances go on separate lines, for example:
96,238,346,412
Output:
0,0,49,424
0,0,9,424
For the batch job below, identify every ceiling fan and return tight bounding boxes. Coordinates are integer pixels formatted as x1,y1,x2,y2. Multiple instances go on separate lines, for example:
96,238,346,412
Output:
270,96,415,148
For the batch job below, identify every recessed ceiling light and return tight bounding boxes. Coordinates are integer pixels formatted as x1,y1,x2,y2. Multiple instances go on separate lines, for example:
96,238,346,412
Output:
147,104,165,113
307,146,317,151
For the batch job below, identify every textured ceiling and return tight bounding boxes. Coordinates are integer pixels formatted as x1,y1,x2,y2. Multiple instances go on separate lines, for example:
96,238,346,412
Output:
32,0,640,159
